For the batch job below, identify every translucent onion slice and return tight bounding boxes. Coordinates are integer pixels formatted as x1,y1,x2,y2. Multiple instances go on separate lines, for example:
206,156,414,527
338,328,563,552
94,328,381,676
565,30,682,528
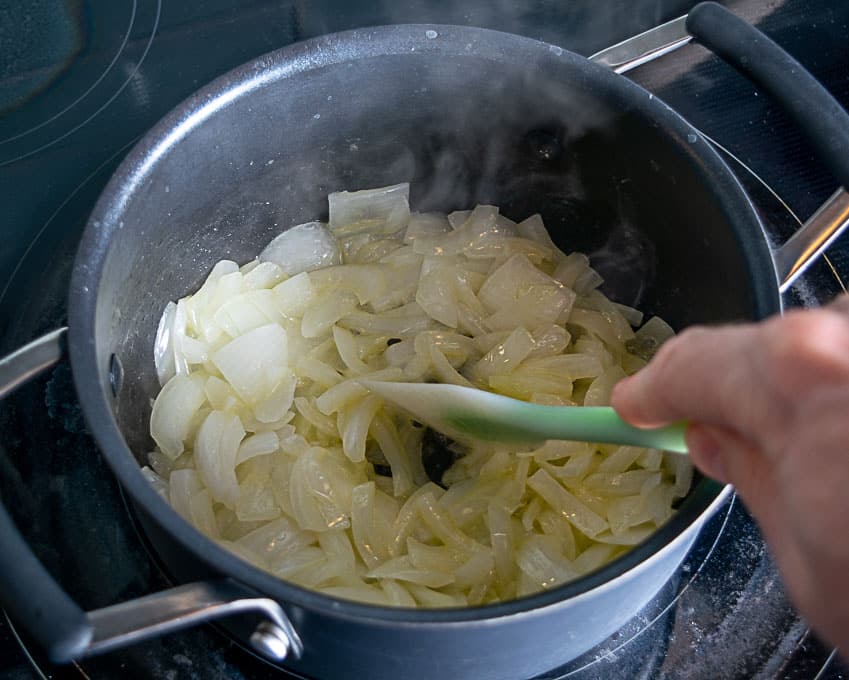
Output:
573,543,617,575
253,370,297,423
380,579,417,607
404,212,451,244
309,264,403,307
467,327,535,381
320,585,390,606
407,584,466,608
488,502,514,585
302,291,359,339
168,468,203,520
273,272,315,318
213,290,280,338
366,556,455,588
236,431,279,465
211,323,288,403
516,535,578,589
329,183,410,237
369,413,414,497
289,447,356,532
154,301,177,385
453,550,494,590
150,374,207,459
478,254,557,312
259,221,342,276
351,481,380,567
194,410,245,508
242,261,286,290
528,469,608,538
189,489,220,537
235,515,316,564
341,394,382,463
516,213,561,253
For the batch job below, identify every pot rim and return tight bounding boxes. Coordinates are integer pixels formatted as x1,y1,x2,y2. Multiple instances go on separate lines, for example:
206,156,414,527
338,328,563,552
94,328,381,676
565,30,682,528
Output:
69,23,777,623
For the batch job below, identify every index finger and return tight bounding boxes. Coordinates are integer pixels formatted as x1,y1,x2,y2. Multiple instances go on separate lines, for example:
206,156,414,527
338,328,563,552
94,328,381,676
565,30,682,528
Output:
612,307,849,439
611,322,775,434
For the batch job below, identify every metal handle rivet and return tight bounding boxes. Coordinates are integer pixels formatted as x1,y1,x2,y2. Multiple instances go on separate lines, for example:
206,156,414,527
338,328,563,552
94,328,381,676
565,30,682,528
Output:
108,353,123,397
250,621,291,661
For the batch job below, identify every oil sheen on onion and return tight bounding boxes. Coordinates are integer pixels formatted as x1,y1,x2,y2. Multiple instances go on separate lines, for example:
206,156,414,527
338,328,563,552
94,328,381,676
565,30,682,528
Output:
145,183,690,608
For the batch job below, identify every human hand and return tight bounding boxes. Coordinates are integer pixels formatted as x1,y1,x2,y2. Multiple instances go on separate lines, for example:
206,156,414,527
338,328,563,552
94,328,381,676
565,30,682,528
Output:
611,294,849,653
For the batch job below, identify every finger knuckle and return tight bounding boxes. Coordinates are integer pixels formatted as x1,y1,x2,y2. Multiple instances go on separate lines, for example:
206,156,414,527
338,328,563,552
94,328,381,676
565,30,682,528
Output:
644,331,703,415
764,311,849,376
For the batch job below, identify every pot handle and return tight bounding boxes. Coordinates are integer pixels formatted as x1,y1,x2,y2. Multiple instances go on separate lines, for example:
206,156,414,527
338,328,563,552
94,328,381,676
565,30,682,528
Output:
0,331,302,663
685,2,849,290
0,328,91,662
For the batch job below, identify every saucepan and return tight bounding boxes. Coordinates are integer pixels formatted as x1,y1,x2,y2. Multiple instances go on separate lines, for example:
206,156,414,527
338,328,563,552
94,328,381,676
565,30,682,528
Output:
1,3,848,679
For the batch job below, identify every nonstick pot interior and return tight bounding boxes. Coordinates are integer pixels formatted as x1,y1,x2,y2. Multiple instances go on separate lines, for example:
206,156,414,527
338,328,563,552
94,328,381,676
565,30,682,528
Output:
72,25,776,617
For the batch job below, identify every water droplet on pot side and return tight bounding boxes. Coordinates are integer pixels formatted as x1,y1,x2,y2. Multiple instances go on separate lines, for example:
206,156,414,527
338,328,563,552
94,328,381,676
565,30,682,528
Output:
526,127,563,160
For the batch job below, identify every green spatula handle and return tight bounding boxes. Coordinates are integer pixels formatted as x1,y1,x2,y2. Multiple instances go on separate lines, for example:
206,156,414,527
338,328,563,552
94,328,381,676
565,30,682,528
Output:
478,401,689,453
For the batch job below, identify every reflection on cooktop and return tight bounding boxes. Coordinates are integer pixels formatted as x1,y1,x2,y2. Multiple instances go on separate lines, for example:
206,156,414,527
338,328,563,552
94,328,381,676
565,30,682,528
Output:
0,1,162,166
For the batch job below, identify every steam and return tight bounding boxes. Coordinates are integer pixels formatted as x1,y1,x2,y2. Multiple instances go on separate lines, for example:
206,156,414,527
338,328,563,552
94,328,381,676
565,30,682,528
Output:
293,0,697,57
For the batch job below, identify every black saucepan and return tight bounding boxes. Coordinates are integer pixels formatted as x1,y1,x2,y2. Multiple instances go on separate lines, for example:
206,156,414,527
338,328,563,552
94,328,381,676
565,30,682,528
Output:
1,4,848,679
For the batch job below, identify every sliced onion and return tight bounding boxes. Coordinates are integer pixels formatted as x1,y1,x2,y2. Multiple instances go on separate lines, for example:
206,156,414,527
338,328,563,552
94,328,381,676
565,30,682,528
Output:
528,469,608,538
154,301,177,385
211,323,288,403
235,515,316,563
329,183,410,237
237,431,280,465
289,447,355,531
379,579,417,607
516,534,578,589
259,221,342,276
366,556,454,588
301,291,358,338
341,394,382,463
272,272,315,318
150,374,207,459
467,327,535,381
235,466,281,522
243,260,286,289
516,213,561,254
194,410,245,508
147,185,689,610
309,264,387,306
351,481,380,567
253,370,296,423
404,212,451,244
168,468,203,520
189,489,221,537
551,252,590,288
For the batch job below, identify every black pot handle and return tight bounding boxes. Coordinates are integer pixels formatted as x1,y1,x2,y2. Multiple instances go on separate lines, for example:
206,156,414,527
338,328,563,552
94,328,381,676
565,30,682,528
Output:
0,331,302,663
0,328,93,662
686,2,849,191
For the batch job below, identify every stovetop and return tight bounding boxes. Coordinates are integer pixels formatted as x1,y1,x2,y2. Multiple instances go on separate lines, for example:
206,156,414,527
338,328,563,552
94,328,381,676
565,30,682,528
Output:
1,1,848,678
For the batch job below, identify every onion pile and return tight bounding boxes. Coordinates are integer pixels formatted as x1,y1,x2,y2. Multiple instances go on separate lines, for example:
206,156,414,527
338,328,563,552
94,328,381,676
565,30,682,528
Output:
145,183,691,607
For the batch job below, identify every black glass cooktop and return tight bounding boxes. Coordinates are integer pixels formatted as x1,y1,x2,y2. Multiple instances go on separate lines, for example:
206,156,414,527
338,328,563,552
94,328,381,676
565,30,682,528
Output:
1,1,848,678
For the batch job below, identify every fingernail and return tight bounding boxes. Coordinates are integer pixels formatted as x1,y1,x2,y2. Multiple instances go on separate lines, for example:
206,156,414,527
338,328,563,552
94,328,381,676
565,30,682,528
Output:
686,425,728,482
